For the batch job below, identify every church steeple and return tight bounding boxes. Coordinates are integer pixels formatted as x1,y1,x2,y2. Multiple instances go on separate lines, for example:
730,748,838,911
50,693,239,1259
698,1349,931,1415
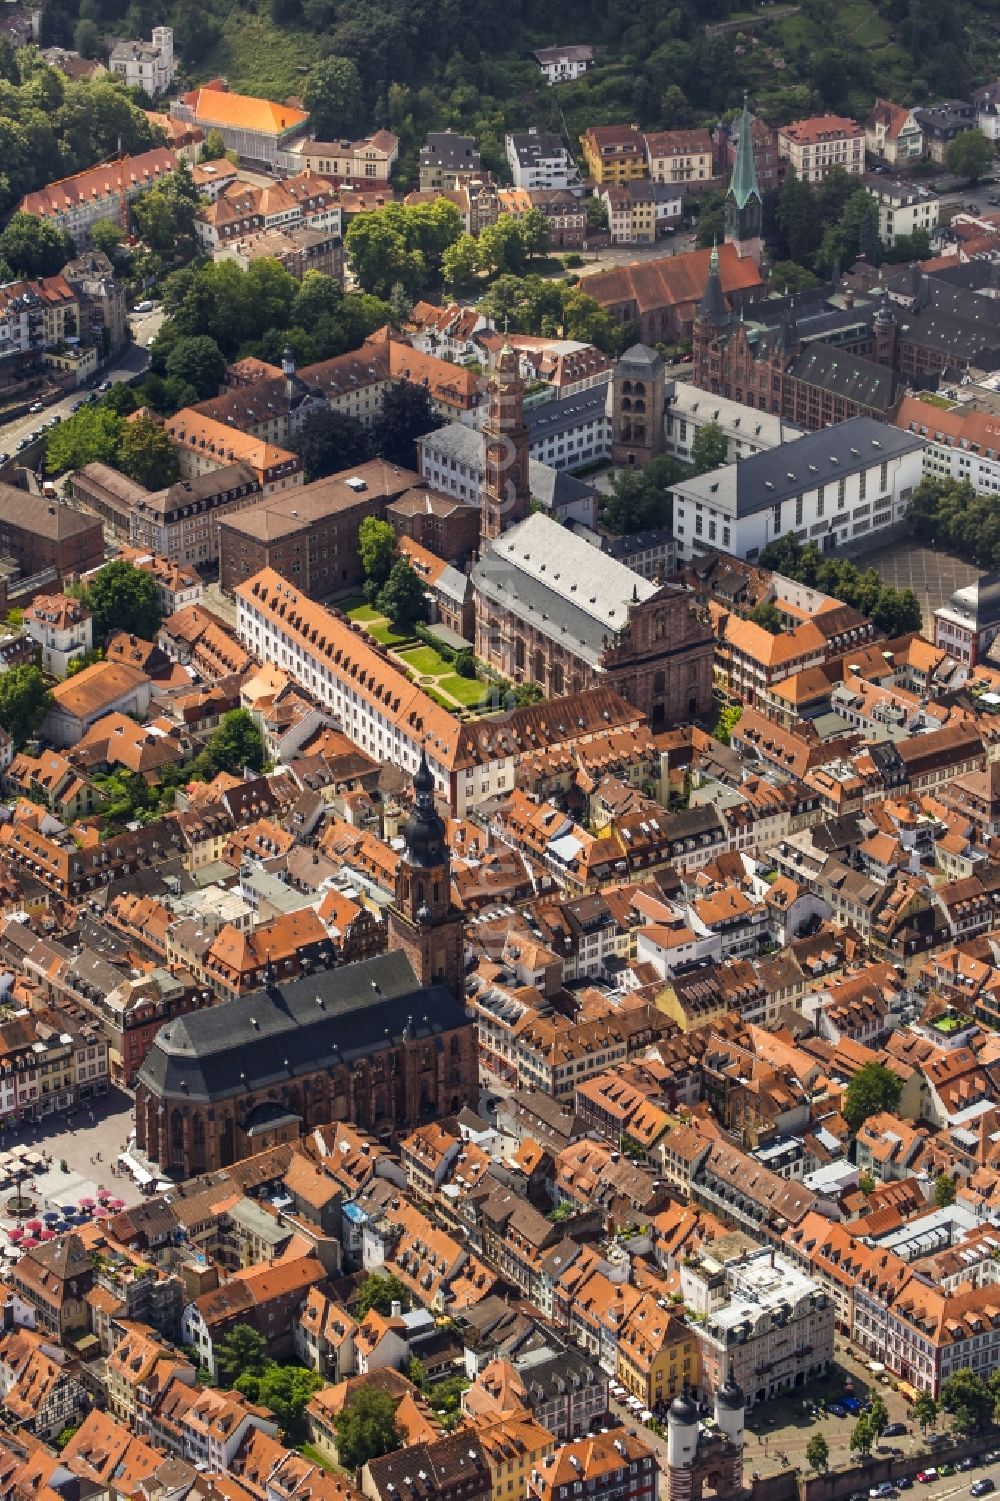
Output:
726,94,763,266
697,241,730,328
386,749,464,994
480,332,531,545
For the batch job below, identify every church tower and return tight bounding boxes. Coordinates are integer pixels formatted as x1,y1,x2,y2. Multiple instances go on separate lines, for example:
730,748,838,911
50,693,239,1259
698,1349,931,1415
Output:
480,337,531,545
874,291,897,367
693,242,731,390
386,749,465,995
725,93,763,267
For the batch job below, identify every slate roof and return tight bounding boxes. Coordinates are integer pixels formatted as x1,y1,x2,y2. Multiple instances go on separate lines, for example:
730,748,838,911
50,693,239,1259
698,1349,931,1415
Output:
137,949,470,1103
419,422,595,513
673,415,923,519
784,344,900,412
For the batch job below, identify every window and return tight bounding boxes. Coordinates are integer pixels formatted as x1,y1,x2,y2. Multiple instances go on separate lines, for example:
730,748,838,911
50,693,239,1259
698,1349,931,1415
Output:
838,477,846,509
795,495,803,525
816,485,825,518
772,502,781,535
859,469,867,501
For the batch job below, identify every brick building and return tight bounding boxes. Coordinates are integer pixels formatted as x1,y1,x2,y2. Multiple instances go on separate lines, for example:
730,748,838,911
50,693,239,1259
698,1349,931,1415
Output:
584,243,764,345
218,460,423,598
0,485,104,580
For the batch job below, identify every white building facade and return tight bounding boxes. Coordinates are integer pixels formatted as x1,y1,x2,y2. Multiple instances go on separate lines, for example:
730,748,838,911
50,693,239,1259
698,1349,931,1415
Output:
109,27,176,95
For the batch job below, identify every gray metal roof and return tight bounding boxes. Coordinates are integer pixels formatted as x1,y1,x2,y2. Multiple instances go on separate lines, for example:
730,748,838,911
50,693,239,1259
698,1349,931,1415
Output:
673,415,924,520
136,950,469,1103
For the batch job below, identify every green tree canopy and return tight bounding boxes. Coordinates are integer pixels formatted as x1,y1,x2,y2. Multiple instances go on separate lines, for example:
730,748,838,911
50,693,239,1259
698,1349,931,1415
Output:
913,1393,937,1432
805,1434,829,1473
303,55,365,139
851,1413,874,1456
713,704,742,746
602,455,682,534
933,1172,957,1208
355,1272,411,1317
0,213,75,278
203,709,266,778
215,1324,267,1388
237,1363,323,1441
377,559,429,633
164,336,228,400
442,234,480,295
82,559,161,644
334,1385,402,1469
371,381,437,469
293,407,371,481
0,665,51,749
46,406,124,475
358,517,397,594
89,218,124,258
749,600,783,634
117,415,181,490
946,129,995,183
689,422,729,475
201,128,227,162
842,1061,903,1134
941,1368,994,1434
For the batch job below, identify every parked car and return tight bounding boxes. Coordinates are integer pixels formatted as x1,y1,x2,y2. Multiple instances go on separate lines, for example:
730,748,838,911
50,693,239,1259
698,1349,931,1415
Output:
844,1397,863,1415
97,380,111,391
938,1464,956,1477
828,1403,848,1417
28,401,43,413
896,1479,913,1491
134,299,154,312
0,453,8,464
883,1425,908,1438
916,1471,937,1484
958,1458,977,1472
70,400,82,411
971,1480,995,1497
870,1482,896,1497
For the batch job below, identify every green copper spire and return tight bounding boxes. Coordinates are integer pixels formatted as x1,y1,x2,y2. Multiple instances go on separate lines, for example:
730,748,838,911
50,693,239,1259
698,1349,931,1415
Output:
729,92,762,211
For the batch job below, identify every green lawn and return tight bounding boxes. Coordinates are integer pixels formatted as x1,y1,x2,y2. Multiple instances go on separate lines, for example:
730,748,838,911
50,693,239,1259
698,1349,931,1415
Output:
369,622,411,647
347,602,381,623
197,16,319,98
439,674,488,707
297,1443,346,1475
398,644,451,675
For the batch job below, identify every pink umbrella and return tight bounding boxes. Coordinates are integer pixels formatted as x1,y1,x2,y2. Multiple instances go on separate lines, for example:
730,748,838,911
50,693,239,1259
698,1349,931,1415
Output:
109,1199,126,1210
97,1188,109,1199
38,1229,55,1241
79,1198,95,1210
93,1206,109,1218
25,1220,42,1233
20,1236,37,1248
8,1227,24,1242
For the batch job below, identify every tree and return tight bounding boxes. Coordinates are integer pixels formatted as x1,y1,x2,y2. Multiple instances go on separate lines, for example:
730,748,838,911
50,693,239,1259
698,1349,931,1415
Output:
204,709,266,777
388,281,413,330
602,455,682,534
89,219,124,258
934,1172,957,1208
858,1171,876,1196
371,381,437,468
249,1364,323,1441
0,213,74,279
768,261,821,295
358,517,397,595
293,407,371,481
355,1272,410,1318
201,129,227,162
851,1414,874,1456
913,1393,937,1433
477,217,529,278
46,406,124,475
805,1434,829,1474
215,1324,267,1388
0,666,51,749
442,234,480,294
941,1369,994,1434
689,422,728,475
303,56,364,140
82,560,161,644
333,1385,401,1470
117,415,180,490
377,559,429,633
454,648,477,679
842,1061,903,1133
713,704,742,746
407,1355,426,1388
946,129,995,184
73,18,101,58
164,336,227,400
749,600,783,634
868,1394,889,1437
695,196,726,249
519,207,551,261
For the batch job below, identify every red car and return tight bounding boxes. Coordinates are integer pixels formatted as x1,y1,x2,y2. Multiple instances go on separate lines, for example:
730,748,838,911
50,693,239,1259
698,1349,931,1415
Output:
916,1471,937,1484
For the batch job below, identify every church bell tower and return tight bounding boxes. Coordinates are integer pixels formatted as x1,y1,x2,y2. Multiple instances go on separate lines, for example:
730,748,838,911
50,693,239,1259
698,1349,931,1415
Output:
725,93,763,268
387,748,465,995
480,336,531,545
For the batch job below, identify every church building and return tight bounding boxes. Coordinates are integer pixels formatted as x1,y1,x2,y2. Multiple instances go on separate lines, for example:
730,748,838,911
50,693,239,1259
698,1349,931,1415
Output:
471,339,714,727
134,754,476,1178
